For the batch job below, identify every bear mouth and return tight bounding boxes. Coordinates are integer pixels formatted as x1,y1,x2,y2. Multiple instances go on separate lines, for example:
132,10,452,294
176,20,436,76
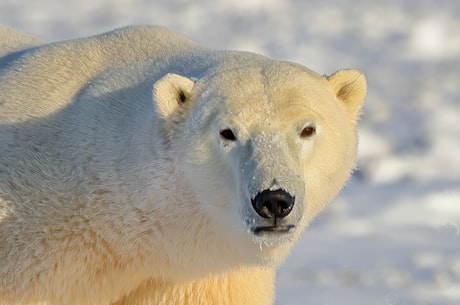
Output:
251,224,296,235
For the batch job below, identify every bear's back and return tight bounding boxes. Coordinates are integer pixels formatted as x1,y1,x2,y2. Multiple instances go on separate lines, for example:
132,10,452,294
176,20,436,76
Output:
0,25,43,57
0,25,204,123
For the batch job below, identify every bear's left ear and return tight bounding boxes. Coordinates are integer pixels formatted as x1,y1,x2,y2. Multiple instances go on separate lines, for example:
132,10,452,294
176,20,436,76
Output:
153,73,195,117
327,69,367,122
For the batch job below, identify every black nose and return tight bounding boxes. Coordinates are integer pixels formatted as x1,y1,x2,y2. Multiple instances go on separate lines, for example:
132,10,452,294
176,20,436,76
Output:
251,189,295,219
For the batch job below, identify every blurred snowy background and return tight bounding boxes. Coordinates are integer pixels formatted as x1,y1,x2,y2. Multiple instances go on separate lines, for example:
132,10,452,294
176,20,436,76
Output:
1,0,459,304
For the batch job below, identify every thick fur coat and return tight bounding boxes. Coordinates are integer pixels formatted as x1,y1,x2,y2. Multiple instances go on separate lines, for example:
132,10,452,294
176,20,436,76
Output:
0,25,366,305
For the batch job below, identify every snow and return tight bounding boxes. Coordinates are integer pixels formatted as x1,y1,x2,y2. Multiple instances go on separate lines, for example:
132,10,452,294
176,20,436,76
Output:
1,0,459,304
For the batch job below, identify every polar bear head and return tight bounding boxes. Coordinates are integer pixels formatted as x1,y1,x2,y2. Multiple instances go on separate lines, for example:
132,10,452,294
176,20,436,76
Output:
152,58,366,267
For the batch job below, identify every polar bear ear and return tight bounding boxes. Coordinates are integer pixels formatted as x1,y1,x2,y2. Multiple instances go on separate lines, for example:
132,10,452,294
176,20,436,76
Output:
327,69,367,121
153,73,195,117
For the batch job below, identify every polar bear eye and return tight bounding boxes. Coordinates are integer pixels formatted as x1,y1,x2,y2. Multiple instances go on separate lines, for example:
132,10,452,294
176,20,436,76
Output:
220,128,237,141
300,125,316,138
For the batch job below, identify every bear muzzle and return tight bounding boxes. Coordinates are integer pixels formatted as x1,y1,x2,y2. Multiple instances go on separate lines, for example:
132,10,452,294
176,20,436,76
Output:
250,189,297,235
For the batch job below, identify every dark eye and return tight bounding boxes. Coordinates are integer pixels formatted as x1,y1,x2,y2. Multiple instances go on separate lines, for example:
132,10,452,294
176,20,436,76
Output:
220,128,237,141
300,125,316,138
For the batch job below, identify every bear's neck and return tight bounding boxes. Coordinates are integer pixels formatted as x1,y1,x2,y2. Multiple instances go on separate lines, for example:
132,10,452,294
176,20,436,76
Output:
112,266,275,305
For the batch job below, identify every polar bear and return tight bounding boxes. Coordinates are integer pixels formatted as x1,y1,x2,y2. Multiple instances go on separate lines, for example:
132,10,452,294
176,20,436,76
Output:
0,25,366,305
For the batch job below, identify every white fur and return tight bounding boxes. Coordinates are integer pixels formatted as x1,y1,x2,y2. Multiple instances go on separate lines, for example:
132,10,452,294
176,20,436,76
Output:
0,25,366,305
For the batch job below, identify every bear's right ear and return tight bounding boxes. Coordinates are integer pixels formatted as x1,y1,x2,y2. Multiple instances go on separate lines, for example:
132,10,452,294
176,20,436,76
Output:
153,73,195,117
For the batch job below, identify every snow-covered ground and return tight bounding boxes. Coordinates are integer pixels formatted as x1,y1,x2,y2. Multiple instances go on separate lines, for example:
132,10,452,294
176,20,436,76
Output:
2,0,459,304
